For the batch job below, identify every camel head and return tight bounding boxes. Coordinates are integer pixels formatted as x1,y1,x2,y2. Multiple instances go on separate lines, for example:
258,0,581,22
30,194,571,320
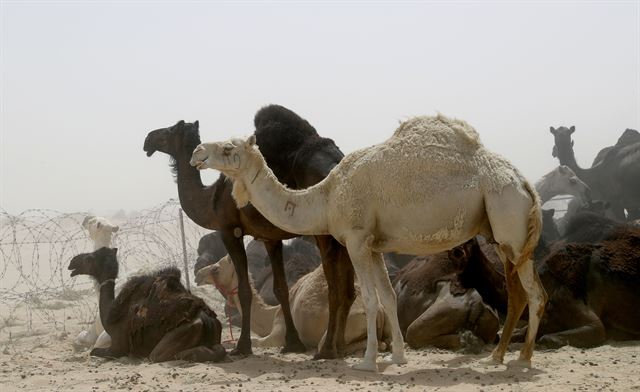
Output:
550,126,575,158
195,255,237,292
68,247,119,283
190,135,257,177
82,216,119,249
144,120,201,158
549,166,591,201
447,240,476,271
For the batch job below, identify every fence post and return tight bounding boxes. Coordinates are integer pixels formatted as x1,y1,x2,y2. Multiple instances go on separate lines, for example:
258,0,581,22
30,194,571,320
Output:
178,209,191,292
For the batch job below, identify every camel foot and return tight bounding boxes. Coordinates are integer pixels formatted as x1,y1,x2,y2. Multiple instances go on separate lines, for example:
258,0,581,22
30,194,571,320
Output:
507,358,532,369
381,353,408,365
281,339,307,354
351,359,378,372
73,330,96,350
479,355,503,366
313,349,339,360
229,346,252,357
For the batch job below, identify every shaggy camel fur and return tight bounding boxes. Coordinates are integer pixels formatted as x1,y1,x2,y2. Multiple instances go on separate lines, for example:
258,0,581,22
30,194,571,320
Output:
191,114,546,371
68,248,226,362
196,254,388,353
534,165,590,204
74,216,119,350
533,227,640,347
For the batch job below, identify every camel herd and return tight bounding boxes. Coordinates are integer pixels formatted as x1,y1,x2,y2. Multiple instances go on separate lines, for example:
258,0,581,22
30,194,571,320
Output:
68,105,639,373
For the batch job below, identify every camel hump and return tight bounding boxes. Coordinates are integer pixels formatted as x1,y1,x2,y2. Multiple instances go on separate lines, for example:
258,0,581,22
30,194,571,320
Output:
392,114,482,150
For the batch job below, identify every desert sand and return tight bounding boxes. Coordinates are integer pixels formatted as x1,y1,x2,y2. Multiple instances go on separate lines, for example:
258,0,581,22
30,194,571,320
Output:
1,284,639,392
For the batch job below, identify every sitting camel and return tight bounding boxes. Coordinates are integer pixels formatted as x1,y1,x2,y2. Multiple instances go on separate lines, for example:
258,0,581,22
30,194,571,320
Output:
191,114,546,371
394,238,505,352
74,215,119,350
196,253,389,353
68,247,227,362
532,226,640,347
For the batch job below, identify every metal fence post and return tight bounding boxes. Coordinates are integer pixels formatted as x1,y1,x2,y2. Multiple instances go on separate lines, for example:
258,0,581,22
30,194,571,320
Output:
178,208,191,292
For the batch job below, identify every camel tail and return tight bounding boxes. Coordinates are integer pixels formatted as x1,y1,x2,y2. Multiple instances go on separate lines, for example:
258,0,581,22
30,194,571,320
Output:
512,179,543,275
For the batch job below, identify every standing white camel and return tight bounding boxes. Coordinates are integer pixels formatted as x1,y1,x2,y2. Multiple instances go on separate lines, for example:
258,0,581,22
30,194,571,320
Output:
191,114,546,371
73,215,119,350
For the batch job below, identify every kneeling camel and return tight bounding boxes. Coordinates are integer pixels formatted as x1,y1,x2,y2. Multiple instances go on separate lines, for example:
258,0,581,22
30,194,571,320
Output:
68,247,227,362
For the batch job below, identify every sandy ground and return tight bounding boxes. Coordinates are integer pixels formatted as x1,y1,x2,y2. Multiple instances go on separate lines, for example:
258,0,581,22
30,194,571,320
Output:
1,287,639,392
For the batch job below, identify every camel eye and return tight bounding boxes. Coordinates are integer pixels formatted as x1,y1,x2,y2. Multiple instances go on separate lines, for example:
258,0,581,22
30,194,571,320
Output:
569,178,577,184
223,143,234,155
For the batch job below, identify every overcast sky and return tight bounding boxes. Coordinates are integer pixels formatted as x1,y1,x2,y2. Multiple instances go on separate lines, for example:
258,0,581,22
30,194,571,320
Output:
1,1,638,214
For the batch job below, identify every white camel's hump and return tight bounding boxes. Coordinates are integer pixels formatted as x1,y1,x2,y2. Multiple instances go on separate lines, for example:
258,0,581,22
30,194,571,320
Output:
390,114,482,151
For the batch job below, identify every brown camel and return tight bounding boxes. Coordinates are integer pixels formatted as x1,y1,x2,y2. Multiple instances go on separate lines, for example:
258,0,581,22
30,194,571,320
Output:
68,248,227,362
531,226,640,347
143,105,355,358
550,126,640,220
393,237,506,352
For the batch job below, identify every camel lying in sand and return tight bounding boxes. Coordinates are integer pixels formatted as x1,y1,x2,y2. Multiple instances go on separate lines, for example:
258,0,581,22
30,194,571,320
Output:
192,114,545,371
532,225,640,347
68,247,226,362
394,238,505,351
73,215,119,350
196,254,389,353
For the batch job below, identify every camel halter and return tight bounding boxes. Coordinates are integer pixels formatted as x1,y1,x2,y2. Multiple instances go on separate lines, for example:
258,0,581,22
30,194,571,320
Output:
213,269,238,343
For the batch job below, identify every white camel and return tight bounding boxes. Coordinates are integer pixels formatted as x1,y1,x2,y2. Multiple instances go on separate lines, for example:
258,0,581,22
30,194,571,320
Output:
73,215,119,350
534,165,591,204
195,255,388,353
191,114,546,371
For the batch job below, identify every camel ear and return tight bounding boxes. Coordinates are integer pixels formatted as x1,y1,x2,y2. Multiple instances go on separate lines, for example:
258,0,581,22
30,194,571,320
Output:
247,135,256,147
231,180,250,208
96,222,102,230
569,126,575,134
194,120,199,129
571,140,574,147
550,127,556,135
110,247,118,255
559,165,568,173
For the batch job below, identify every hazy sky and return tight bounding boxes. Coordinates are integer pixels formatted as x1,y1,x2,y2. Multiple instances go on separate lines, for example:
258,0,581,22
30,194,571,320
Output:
1,1,638,214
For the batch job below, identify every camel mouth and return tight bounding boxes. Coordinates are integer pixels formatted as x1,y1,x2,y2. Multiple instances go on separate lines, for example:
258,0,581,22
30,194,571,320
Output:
146,150,155,157
68,265,81,277
193,159,208,170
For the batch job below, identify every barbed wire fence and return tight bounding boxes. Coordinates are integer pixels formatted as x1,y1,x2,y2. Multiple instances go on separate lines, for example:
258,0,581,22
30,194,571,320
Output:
0,199,220,340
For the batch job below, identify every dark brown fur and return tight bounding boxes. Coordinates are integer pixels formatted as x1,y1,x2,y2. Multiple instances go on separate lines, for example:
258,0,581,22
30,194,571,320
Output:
534,226,640,347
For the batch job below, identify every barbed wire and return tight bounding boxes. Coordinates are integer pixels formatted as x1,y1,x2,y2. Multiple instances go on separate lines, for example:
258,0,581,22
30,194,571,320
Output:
0,199,211,334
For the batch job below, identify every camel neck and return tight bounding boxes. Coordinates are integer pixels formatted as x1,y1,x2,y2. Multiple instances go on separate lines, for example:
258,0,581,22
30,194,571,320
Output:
174,151,220,230
98,280,116,336
236,151,330,236
556,145,586,178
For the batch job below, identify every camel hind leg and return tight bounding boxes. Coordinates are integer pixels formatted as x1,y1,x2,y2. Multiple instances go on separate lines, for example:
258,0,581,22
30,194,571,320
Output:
514,258,546,366
370,252,406,365
483,185,546,366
